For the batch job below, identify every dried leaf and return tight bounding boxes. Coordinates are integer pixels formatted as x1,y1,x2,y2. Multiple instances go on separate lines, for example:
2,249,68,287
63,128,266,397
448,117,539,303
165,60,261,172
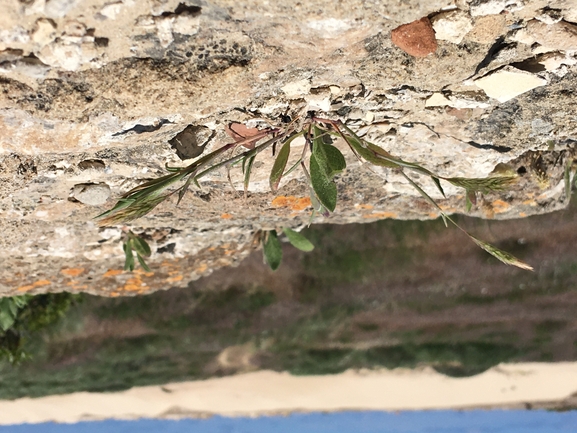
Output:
225,122,263,149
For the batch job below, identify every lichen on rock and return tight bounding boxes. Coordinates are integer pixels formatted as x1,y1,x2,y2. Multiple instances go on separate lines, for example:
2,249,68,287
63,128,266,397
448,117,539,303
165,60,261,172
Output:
1,0,576,296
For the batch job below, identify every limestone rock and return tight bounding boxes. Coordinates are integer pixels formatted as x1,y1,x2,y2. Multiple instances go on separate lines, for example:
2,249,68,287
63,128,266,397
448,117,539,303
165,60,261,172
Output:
465,14,506,44
474,67,547,103
431,10,473,44
526,19,577,51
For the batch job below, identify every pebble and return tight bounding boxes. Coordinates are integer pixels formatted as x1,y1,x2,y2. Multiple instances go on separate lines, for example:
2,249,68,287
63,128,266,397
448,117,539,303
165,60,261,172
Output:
391,17,437,57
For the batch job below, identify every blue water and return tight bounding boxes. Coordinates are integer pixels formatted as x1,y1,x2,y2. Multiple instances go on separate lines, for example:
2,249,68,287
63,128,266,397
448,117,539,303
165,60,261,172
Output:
3,410,577,433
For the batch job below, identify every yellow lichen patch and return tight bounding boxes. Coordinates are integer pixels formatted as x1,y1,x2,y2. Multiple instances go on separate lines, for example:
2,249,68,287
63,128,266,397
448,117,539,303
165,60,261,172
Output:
196,263,208,274
61,268,84,277
491,199,510,214
109,292,120,297
362,211,398,219
133,269,154,278
519,212,527,217
103,269,124,278
522,199,537,206
17,279,51,292
271,196,311,211
355,204,374,210
220,213,233,219
166,274,183,283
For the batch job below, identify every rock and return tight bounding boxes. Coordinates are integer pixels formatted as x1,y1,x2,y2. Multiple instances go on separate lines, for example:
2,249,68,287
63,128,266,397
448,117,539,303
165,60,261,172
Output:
71,183,111,206
474,66,547,103
281,79,312,99
526,20,577,51
391,17,437,57
464,14,506,44
431,10,473,44
469,0,507,17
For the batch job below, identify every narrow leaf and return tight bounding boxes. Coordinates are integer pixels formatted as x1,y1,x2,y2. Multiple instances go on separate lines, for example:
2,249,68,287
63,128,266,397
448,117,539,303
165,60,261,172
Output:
431,176,445,198
310,154,337,212
282,228,315,252
244,154,256,195
270,139,292,191
123,241,135,271
137,254,152,272
468,235,534,271
564,160,572,202
262,230,282,271
130,234,151,257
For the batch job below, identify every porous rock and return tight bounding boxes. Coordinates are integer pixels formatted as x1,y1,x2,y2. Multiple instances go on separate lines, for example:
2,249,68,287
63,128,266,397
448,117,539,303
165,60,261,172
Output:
0,0,576,297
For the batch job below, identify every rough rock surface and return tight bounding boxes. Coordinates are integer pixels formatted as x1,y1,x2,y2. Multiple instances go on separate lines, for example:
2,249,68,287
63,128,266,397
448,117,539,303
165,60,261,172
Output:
1,0,577,296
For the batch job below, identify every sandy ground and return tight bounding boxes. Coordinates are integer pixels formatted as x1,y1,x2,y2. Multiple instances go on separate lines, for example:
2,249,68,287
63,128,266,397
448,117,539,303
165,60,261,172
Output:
1,363,577,425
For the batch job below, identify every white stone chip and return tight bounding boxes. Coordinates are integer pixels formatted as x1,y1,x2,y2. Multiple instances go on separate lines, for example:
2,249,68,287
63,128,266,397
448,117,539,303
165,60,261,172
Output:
474,67,547,103
425,93,451,107
281,79,311,99
431,10,473,44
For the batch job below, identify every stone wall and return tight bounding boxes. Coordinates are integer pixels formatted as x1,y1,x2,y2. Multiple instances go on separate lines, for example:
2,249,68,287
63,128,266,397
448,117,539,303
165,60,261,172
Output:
1,0,576,296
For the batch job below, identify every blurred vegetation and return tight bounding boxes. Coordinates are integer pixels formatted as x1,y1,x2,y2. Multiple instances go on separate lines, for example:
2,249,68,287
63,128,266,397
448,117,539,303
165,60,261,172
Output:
1,203,577,399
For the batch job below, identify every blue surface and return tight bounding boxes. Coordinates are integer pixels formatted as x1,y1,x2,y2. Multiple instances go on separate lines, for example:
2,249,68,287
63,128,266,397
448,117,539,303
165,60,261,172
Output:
2,410,577,433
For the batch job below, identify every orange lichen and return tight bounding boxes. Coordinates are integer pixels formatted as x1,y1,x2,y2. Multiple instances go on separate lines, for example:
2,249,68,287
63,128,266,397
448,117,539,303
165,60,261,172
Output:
492,199,510,213
362,211,398,219
355,204,374,210
103,269,124,278
166,275,184,283
61,268,84,277
17,279,51,292
133,269,154,278
220,213,233,219
271,196,311,211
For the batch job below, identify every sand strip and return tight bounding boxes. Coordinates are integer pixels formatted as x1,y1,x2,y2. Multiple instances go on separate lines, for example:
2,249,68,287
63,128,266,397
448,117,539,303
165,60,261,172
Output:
1,362,577,425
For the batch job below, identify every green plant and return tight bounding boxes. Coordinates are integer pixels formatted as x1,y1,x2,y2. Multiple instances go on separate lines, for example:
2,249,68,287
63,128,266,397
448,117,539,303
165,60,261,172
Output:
0,293,77,364
96,116,532,271
261,228,315,270
122,230,152,271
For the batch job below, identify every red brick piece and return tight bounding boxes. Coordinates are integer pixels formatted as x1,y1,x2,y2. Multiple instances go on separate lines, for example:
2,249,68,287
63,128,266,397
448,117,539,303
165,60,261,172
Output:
391,17,437,57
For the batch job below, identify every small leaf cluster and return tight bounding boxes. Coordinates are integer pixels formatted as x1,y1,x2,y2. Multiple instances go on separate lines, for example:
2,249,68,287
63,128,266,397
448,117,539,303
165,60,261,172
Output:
1,293,76,364
96,116,532,271
123,231,152,272
262,228,314,271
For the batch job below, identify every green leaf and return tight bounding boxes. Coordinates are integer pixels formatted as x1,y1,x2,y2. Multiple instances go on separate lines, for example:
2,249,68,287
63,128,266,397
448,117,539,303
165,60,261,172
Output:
0,309,16,331
310,154,337,212
137,254,152,272
270,139,292,191
243,154,256,194
12,296,29,309
565,160,573,202
431,176,445,198
123,241,135,271
312,126,346,178
282,228,314,252
262,230,283,271
130,234,151,257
